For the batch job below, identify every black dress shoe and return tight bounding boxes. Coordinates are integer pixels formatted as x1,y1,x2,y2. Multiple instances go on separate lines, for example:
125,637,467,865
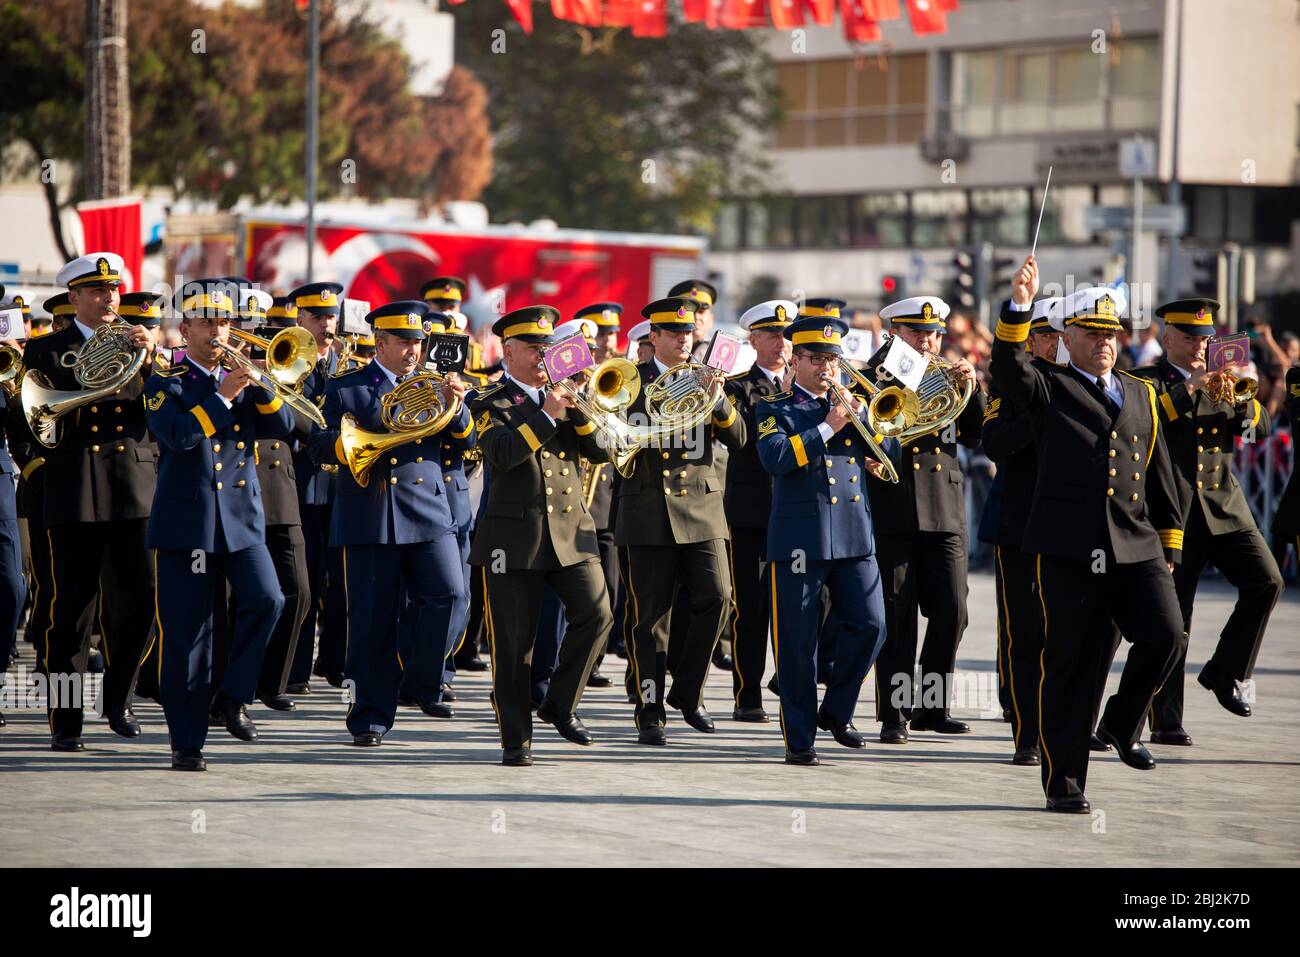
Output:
323,670,344,689
1198,668,1251,717
208,706,224,727
351,731,382,747
215,693,258,742
667,697,715,734
637,725,667,746
0,711,5,727
626,693,638,704
1002,708,1012,722
171,748,206,771
1149,728,1194,746
440,684,458,703
286,683,312,695
732,706,769,723
767,675,780,695
51,733,85,752
108,708,141,738
455,655,489,672
816,711,867,748
536,700,593,745
258,693,297,712
502,747,533,766
417,700,455,719
1045,795,1090,814
1096,723,1155,770
712,647,733,671
613,645,628,660
1089,732,1112,752
1012,746,1041,766
880,722,909,744
910,713,970,734
785,749,819,766
587,670,612,688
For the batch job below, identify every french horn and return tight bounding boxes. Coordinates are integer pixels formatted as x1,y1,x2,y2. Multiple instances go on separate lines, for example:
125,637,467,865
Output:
339,371,461,487
22,317,147,448
0,344,24,396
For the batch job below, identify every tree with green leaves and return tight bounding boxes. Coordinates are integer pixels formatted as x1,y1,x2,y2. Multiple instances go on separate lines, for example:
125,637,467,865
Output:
449,5,780,234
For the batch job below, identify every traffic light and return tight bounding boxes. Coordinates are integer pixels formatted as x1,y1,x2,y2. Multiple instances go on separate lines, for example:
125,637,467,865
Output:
1190,249,1225,301
992,254,1019,301
951,249,976,310
881,273,906,304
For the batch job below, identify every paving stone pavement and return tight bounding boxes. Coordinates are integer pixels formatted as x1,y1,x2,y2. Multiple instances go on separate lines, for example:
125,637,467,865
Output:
1,572,1296,867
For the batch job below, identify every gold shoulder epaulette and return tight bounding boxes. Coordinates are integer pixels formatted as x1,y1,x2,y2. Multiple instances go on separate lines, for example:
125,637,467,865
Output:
330,364,366,380
726,371,748,381
153,364,187,378
473,382,504,402
763,390,793,402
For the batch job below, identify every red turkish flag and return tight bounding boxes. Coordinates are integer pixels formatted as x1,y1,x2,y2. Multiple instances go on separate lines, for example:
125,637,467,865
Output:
841,0,882,42
681,0,713,21
77,198,142,294
935,0,959,10
505,0,534,32
803,0,835,25
720,0,765,28
861,0,900,19
552,0,601,24
770,0,804,28
632,0,667,35
604,0,636,25
906,0,947,34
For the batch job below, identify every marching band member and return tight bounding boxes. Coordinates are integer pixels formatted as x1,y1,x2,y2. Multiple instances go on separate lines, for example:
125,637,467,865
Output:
617,297,746,745
991,258,1184,813
469,306,612,766
1133,299,1283,744
724,299,795,722
145,280,293,770
580,302,623,362
286,281,346,691
981,296,1061,766
1272,365,1300,573
230,287,313,714
866,295,984,743
0,360,25,726
755,314,893,765
308,301,470,747
23,253,156,751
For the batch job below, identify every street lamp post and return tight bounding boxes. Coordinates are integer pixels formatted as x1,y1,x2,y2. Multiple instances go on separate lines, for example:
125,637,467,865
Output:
305,0,319,283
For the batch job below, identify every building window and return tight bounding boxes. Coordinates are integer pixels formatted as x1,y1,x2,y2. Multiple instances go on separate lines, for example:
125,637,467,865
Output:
971,188,1030,245
949,36,1158,137
799,195,852,248
913,189,968,247
776,53,929,150
852,193,908,247
712,202,743,251
1032,183,1095,245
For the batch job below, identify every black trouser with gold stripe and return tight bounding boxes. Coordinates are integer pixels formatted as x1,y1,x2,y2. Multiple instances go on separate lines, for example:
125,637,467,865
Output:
625,539,731,729
482,559,610,751
22,482,51,658
1151,509,1282,731
44,519,154,737
256,524,310,697
872,530,969,726
994,545,1044,752
1037,555,1180,801
728,526,770,711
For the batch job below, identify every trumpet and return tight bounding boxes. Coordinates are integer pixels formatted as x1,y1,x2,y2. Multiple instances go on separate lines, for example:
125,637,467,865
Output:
227,326,317,390
823,369,901,484
213,329,326,428
548,356,641,472
339,371,462,486
1206,369,1259,406
0,344,23,395
23,315,147,447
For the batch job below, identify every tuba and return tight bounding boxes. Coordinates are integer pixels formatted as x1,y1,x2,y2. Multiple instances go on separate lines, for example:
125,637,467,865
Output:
0,344,24,396
339,371,461,487
23,318,147,448
216,329,326,428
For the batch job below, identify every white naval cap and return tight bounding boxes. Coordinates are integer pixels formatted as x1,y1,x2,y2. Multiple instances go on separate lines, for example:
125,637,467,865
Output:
627,319,651,342
1060,285,1127,330
1030,296,1065,333
879,295,950,329
56,252,126,289
447,310,468,332
241,287,274,318
738,299,797,333
553,317,598,342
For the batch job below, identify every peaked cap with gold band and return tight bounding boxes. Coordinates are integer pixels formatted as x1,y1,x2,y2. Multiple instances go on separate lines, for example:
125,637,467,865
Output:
1031,296,1064,334
42,292,75,319
56,252,125,289
367,300,429,340
575,301,623,330
4,288,32,316
1061,285,1127,332
118,291,165,328
667,279,718,309
291,281,344,316
798,296,846,320
641,296,699,332
176,279,239,319
627,319,651,343
1155,297,1219,337
421,310,452,336
880,295,949,331
266,296,299,327
739,299,797,333
783,314,849,355
492,305,560,344
420,276,467,305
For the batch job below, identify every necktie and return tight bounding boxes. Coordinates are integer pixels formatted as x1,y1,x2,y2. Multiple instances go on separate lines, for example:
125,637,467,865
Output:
1096,376,1119,414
